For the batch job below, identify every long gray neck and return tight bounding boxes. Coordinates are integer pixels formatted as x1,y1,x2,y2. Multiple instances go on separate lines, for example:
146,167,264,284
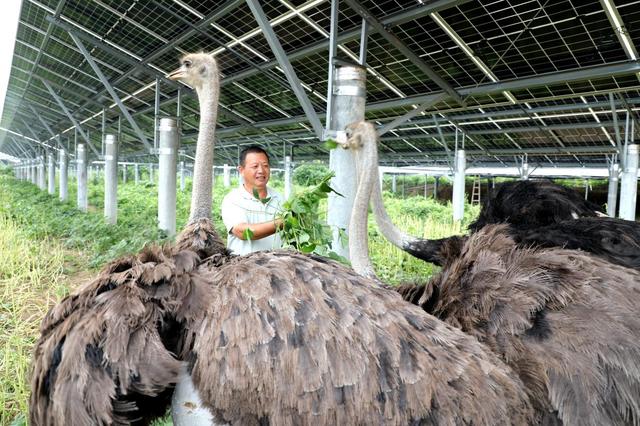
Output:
367,135,418,251
189,75,219,223
349,137,377,279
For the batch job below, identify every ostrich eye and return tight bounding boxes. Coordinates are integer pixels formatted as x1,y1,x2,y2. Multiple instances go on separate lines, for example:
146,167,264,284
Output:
183,59,192,68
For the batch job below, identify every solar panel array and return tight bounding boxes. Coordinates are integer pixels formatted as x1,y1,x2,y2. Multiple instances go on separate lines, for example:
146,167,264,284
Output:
2,0,640,168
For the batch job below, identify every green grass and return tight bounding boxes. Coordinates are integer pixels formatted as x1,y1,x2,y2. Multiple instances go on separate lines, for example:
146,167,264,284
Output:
0,168,480,425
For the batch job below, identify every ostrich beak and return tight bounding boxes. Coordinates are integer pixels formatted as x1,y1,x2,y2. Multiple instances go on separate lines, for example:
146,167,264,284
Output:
334,131,350,149
166,67,185,80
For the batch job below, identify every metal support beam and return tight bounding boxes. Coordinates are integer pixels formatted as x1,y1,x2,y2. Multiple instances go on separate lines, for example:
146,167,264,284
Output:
77,144,88,212
246,0,324,139
452,149,466,222
344,0,465,105
47,151,55,195
104,134,118,224
158,118,178,237
619,144,638,220
41,79,100,157
325,0,339,131
607,161,619,216
69,33,153,152
59,148,68,201
378,94,446,136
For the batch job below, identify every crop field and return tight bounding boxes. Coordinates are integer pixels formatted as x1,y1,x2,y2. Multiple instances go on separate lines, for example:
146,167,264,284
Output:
0,167,479,425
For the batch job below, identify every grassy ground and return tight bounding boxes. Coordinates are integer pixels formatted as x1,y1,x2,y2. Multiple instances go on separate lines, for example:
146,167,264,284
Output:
0,169,478,425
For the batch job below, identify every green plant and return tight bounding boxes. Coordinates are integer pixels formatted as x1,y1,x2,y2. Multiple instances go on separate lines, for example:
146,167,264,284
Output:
292,162,330,187
276,173,346,262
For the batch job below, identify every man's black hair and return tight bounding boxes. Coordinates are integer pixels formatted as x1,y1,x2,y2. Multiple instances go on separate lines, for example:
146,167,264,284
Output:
239,145,270,167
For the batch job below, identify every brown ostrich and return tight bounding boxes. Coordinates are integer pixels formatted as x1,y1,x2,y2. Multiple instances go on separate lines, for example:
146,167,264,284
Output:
29,54,532,425
344,120,640,426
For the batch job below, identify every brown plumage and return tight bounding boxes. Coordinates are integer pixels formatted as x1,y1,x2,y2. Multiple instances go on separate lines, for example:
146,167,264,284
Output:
30,54,534,425
400,225,640,426
31,219,533,425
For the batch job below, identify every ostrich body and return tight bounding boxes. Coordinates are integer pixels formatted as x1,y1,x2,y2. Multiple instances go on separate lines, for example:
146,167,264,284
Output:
349,121,640,270
29,55,533,425
345,120,640,425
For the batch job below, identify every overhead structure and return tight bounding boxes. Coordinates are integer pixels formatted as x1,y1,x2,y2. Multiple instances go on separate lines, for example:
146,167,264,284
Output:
0,0,640,175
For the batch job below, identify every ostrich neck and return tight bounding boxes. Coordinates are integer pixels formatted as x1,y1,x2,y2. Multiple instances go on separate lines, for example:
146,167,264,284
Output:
189,78,219,223
349,138,377,279
368,131,417,250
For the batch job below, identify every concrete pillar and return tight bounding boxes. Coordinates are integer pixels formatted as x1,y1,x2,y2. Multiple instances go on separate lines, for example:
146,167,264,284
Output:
607,163,619,217
520,162,530,180
391,174,397,193
223,163,231,187
180,161,186,191
158,118,178,237
37,156,45,190
122,164,127,184
452,149,466,222
434,176,440,199
284,155,292,199
149,163,154,183
47,152,55,195
77,144,88,212
620,144,639,220
327,65,366,259
59,149,68,201
104,134,118,225
30,160,36,185
134,163,140,184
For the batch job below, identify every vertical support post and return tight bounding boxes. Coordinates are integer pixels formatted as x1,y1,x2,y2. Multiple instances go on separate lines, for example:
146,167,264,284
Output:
104,134,118,225
379,169,384,193
31,160,37,185
180,161,186,191
38,155,46,190
391,174,397,193
452,149,466,222
122,164,127,183
158,118,178,237
47,152,55,195
284,155,292,198
154,77,160,151
423,175,427,198
325,0,339,129
134,163,140,185
620,144,639,220
434,176,440,199
77,144,88,212
607,163,619,217
59,148,68,201
223,163,231,187
149,163,154,183
327,65,367,259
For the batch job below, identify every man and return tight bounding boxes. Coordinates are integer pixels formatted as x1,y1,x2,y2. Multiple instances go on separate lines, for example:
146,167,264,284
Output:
221,145,284,255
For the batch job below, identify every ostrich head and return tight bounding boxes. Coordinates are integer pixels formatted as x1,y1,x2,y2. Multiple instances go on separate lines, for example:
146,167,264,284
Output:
168,53,220,222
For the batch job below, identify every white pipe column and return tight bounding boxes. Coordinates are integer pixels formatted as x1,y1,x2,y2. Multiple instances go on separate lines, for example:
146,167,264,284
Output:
607,163,619,217
180,160,186,191
620,144,639,220
77,144,88,212
327,65,366,259
122,165,127,184
158,118,178,237
38,156,46,190
391,174,397,193
452,149,466,222
284,155,292,198
31,160,37,185
104,134,119,225
59,149,68,201
134,163,140,184
149,163,154,183
47,152,55,195
223,163,230,187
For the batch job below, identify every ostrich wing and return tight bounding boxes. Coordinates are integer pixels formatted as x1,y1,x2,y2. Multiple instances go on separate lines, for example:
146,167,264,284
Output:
186,250,532,425
510,217,640,270
30,220,226,426
425,225,640,426
468,180,603,232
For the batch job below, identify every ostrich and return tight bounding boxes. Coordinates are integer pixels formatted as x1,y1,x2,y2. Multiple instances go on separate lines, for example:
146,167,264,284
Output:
29,54,533,425
343,120,640,426
346,121,640,270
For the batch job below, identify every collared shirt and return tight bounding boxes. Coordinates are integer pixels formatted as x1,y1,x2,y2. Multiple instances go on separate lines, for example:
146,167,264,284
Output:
221,186,283,255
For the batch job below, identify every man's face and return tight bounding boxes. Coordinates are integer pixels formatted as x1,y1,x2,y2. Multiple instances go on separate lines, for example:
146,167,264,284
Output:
239,152,270,190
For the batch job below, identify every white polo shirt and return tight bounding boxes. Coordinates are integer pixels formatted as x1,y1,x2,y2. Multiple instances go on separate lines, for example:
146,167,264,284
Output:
221,186,283,255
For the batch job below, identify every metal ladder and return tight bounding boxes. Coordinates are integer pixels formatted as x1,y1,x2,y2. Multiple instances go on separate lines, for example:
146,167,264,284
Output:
471,175,481,205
